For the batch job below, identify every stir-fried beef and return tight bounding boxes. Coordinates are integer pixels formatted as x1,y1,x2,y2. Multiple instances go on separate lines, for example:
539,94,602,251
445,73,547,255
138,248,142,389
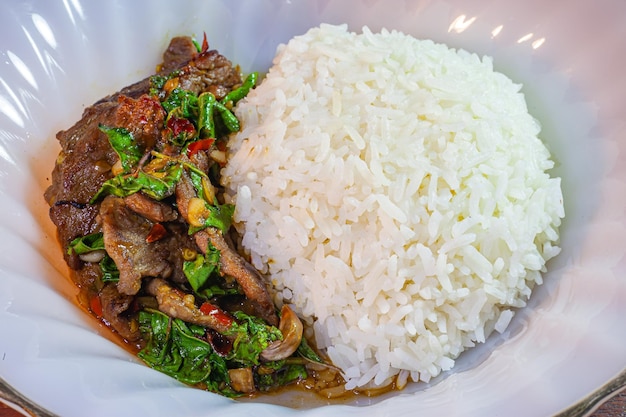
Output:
98,282,140,342
195,228,279,327
123,193,178,223
44,102,119,267
146,278,233,334
100,196,176,295
114,95,165,150
43,35,329,397
160,36,200,74
174,161,279,326
44,36,279,341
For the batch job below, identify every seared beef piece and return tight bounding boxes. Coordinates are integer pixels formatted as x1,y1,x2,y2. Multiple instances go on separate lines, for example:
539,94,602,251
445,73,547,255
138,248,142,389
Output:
44,102,119,266
146,278,233,334
160,36,199,74
178,48,242,100
98,283,141,342
49,203,101,269
100,196,197,295
114,94,166,150
123,193,178,223
195,228,279,327
72,262,103,295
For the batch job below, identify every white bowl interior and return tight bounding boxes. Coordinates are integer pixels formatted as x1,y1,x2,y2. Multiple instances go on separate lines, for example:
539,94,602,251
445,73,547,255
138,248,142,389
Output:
0,1,625,416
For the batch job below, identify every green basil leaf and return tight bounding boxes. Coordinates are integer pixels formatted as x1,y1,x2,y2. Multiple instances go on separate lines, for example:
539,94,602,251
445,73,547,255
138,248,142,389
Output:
183,246,242,299
162,88,198,116
90,175,142,202
138,310,237,396
134,164,183,200
187,203,235,235
67,232,105,255
206,203,235,232
297,336,324,364
99,125,143,172
183,250,220,294
256,363,307,391
189,169,205,197
228,311,282,367
100,254,120,283
90,163,183,203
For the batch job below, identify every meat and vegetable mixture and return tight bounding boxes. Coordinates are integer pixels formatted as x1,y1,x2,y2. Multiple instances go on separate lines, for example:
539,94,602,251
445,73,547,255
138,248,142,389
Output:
44,36,332,397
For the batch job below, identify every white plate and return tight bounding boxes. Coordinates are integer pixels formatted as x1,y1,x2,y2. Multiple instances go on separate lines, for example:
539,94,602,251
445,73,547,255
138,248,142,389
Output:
1,1,625,416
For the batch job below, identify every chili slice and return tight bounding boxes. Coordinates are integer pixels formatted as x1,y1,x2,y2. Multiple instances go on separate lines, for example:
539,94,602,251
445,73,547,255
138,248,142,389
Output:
200,301,234,328
187,138,215,157
146,223,168,243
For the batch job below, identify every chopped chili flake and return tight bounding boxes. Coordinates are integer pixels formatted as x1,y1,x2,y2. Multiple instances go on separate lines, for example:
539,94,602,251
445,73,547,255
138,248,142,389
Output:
146,223,168,243
90,295,103,317
201,33,209,53
167,116,196,139
200,301,234,328
187,138,215,157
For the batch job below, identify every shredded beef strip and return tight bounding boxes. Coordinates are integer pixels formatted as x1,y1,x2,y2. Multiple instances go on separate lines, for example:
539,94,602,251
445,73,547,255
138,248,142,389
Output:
123,193,178,223
146,278,233,334
98,283,141,342
195,228,278,327
100,196,175,295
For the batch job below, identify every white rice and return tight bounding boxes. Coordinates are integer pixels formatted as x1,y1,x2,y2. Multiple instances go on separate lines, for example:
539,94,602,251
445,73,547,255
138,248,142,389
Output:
222,24,564,389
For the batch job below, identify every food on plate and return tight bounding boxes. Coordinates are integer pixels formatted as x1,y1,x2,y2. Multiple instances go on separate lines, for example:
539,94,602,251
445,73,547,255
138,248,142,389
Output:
44,35,332,397
222,24,564,391
45,22,564,399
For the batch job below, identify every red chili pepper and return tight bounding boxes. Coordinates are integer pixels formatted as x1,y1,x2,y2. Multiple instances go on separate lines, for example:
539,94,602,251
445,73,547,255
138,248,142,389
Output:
201,32,209,53
200,301,234,328
90,294,103,317
146,223,168,243
187,138,215,157
167,116,196,139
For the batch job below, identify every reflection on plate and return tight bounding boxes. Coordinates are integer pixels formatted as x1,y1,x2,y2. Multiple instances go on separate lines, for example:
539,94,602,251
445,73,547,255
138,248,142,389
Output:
0,1,625,416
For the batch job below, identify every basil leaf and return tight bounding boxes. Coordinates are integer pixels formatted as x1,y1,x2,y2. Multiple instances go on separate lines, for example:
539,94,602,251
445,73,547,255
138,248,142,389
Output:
183,248,220,294
90,175,143,202
67,232,105,255
100,254,120,282
138,310,237,396
206,203,235,232
228,311,282,367
135,164,183,200
99,125,143,172
192,203,236,234
162,88,198,116
297,336,324,364
183,246,243,299
256,363,307,391
188,169,205,197
90,163,183,203
187,203,235,235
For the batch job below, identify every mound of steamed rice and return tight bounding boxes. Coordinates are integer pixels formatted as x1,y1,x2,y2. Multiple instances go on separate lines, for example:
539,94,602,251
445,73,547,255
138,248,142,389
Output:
222,24,564,390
